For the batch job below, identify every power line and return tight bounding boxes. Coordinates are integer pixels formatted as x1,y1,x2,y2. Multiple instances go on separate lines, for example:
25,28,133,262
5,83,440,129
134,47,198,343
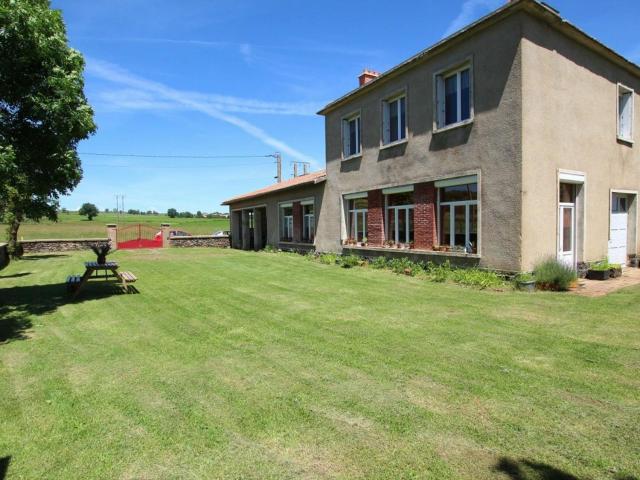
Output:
82,161,275,169
79,152,276,159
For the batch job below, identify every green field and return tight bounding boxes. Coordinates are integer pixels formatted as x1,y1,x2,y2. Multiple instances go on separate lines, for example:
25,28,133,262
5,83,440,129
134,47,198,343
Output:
1,249,639,479
1,212,229,240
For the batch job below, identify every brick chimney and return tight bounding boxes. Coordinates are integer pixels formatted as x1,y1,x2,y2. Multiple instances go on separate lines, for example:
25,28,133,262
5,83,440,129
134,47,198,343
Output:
358,69,380,87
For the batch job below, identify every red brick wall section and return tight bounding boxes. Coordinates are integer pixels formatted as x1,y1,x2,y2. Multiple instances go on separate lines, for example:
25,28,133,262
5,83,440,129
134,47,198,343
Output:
414,182,437,250
292,201,302,242
366,189,385,246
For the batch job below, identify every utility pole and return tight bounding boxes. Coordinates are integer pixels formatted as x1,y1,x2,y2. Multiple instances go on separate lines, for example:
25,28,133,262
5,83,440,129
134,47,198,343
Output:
273,152,282,183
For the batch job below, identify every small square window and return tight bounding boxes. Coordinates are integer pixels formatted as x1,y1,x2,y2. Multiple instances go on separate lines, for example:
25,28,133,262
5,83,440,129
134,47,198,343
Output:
618,84,634,143
382,94,407,145
436,63,473,130
342,114,361,158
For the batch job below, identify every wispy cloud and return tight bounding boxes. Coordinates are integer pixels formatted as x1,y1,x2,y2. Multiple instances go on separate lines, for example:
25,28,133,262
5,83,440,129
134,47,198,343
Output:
96,88,322,116
79,36,383,58
87,59,318,166
443,0,503,38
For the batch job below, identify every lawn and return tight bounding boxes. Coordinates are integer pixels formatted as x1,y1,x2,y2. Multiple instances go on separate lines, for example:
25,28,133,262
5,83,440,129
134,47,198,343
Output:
0,249,639,479
0,212,229,240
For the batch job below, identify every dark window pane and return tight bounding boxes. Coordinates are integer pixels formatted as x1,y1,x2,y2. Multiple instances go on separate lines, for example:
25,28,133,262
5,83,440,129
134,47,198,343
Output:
389,100,399,142
398,208,407,243
408,208,414,243
445,74,458,125
387,191,413,206
399,96,406,139
349,119,357,156
454,205,466,247
440,205,450,245
460,69,470,121
387,209,396,242
440,183,477,202
351,198,368,210
469,204,477,253
559,183,575,203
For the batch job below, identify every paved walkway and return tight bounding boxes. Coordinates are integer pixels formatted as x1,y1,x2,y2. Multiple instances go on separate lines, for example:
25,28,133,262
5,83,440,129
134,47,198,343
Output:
573,266,640,297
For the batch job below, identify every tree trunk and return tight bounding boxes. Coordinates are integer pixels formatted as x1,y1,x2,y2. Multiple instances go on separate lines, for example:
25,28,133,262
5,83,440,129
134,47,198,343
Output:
7,215,23,258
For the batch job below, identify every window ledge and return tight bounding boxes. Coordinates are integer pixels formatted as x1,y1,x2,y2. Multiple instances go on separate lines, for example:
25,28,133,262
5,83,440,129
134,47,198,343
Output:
380,138,408,150
433,118,474,134
342,153,362,162
343,245,480,258
617,136,634,146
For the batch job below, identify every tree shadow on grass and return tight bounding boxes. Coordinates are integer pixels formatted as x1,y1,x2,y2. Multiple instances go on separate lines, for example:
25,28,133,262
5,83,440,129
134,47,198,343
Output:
495,457,638,480
0,272,31,279
0,456,9,480
0,281,134,344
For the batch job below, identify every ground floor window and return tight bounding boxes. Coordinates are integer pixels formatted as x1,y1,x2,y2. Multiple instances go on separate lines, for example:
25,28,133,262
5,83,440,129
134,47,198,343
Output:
302,203,315,242
348,198,368,242
280,205,293,242
439,182,478,253
386,191,414,244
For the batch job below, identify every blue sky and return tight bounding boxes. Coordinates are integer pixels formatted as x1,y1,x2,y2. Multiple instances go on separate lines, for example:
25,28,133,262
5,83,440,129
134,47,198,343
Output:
52,0,640,213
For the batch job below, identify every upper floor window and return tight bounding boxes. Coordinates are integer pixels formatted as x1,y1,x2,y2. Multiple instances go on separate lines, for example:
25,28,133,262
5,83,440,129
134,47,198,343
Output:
382,94,407,145
436,63,472,130
342,114,361,158
618,84,634,143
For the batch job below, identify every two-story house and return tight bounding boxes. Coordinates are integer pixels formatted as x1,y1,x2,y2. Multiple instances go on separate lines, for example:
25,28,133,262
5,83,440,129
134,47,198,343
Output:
223,0,639,272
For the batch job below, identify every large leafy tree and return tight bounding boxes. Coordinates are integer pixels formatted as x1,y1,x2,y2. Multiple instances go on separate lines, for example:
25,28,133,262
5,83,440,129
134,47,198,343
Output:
0,0,96,256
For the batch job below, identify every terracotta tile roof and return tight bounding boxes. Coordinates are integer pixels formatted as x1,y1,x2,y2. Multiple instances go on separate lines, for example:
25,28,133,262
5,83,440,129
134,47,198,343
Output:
222,170,326,205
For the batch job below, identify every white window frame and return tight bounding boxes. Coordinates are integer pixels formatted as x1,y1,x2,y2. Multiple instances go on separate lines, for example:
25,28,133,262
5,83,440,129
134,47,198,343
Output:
434,60,474,132
617,83,634,144
302,203,315,243
342,112,362,160
437,182,478,253
382,92,407,146
384,193,414,244
348,202,368,242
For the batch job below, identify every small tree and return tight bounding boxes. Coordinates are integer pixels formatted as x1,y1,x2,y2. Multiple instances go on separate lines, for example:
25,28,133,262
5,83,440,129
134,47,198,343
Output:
196,210,203,218
167,208,177,218
79,203,98,221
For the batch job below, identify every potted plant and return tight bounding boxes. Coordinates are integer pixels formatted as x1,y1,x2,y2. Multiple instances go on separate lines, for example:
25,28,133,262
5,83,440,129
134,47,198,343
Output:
609,263,622,278
628,254,639,268
576,261,589,279
90,243,112,265
586,260,611,281
515,272,536,292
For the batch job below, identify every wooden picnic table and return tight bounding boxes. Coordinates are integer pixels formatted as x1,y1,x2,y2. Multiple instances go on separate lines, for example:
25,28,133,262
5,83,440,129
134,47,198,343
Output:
68,261,137,298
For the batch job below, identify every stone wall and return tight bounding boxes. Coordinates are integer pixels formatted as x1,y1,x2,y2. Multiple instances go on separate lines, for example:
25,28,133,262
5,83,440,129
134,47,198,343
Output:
20,238,110,254
0,243,8,270
169,235,230,248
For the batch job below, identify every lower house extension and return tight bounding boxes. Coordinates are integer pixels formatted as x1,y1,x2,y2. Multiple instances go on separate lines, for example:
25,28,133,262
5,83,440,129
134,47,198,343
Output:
223,0,640,272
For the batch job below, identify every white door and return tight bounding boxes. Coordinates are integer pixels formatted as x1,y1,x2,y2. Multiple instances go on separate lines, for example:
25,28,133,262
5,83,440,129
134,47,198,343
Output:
608,195,628,265
558,204,575,267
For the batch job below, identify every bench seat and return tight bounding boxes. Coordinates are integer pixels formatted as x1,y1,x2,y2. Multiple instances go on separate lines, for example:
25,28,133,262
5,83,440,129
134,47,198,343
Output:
120,271,137,282
66,275,82,291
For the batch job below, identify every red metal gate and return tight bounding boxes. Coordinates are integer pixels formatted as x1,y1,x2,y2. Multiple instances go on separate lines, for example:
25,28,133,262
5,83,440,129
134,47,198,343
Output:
117,224,163,249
